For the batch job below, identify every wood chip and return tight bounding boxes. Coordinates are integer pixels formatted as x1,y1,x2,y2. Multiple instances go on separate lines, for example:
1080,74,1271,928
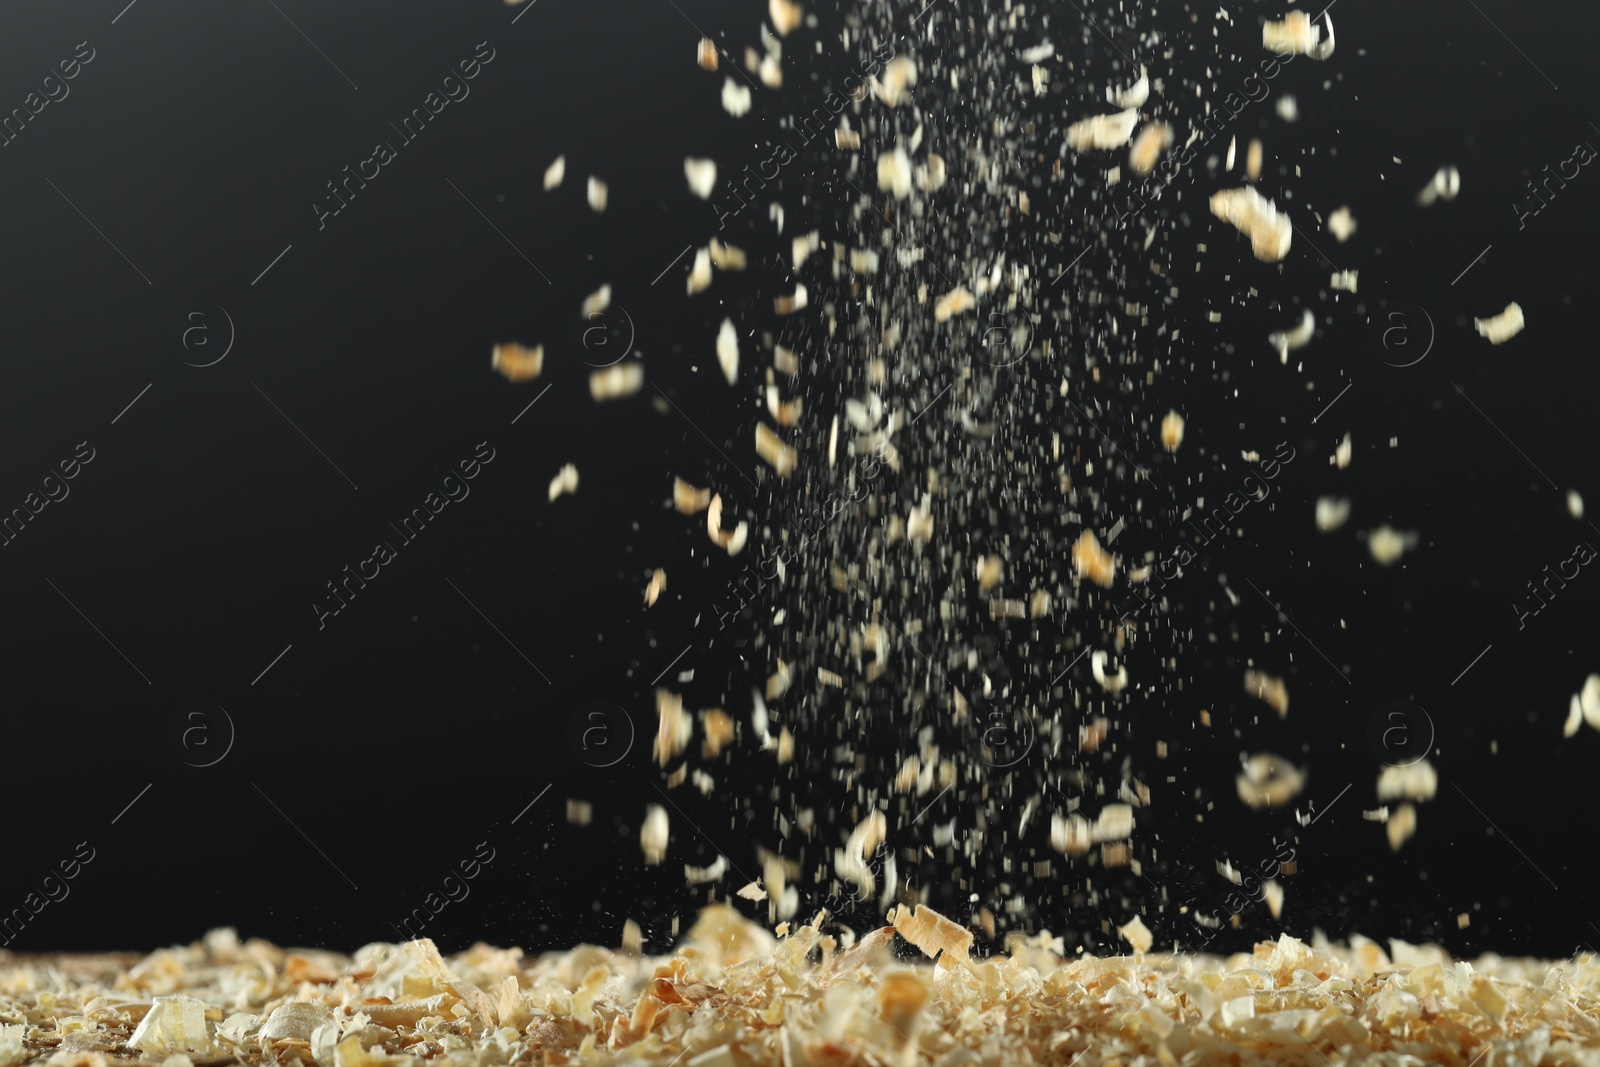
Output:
1376,760,1437,802
684,158,716,199
1066,108,1139,151
1386,803,1417,851
1119,915,1153,954
1210,186,1292,261
1160,409,1184,452
768,0,802,35
590,363,644,400
934,286,976,322
1072,529,1115,587
877,146,912,199
543,155,565,191
1263,11,1335,59
722,79,751,117
1129,121,1172,174
547,463,579,501
1236,753,1304,809
491,342,543,382
890,904,973,968
674,477,711,514
1244,670,1289,717
640,805,669,865
1474,302,1525,344
755,423,797,477
1328,205,1356,241
644,568,666,607
706,493,749,556
709,238,746,270
654,689,693,766
716,318,738,383
687,247,712,295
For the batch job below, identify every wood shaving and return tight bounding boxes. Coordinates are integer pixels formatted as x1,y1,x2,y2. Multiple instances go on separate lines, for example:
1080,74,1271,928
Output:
586,176,607,213
705,493,749,556
1210,186,1293,262
774,283,807,315
589,363,644,401
933,286,975,322
640,804,669,865
1246,138,1263,180
758,54,781,89
1237,753,1305,809
1160,409,1184,452
547,463,579,502
1387,802,1417,851
1335,432,1353,469
1065,108,1139,151
1377,760,1438,802
708,238,746,270
1268,309,1315,363
764,386,803,427
1263,880,1285,920
877,146,912,199
644,568,666,607
773,345,798,376
694,710,732,758
715,318,738,384
1244,670,1289,717
673,477,711,514
1317,496,1352,531
1113,67,1149,108
683,158,716,199
1474,302,1525,344
836,811,887,898
490,342,543,382
791,231,819,270
1263,11,1335,59
890,903,973,968
768,0,802,36
686,247,712,295
875,56,917,107
1091,649,1129,693
654,689,693,766
542,155,564,191
1328,205,1357,241
1051,812,1092,856
1368,525,1418,566
755,423,796,477
1129,121,1172,175
581,284,610,318
907,495,934,542
1119,914,1153,954
721,78,751,117
1073,529,1116,587
1417,165,1461,206
696,37,718,71
1583,675,1600,731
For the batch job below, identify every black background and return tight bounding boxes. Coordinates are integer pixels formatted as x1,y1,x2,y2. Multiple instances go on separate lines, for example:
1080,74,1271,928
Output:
1,0,1597,959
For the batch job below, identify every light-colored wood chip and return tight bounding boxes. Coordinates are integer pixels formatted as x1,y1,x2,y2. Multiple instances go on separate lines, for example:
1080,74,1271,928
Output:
491,342,543,382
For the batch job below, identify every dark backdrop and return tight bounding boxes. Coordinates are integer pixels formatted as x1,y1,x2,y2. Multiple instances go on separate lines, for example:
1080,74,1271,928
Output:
1,0,1598,959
